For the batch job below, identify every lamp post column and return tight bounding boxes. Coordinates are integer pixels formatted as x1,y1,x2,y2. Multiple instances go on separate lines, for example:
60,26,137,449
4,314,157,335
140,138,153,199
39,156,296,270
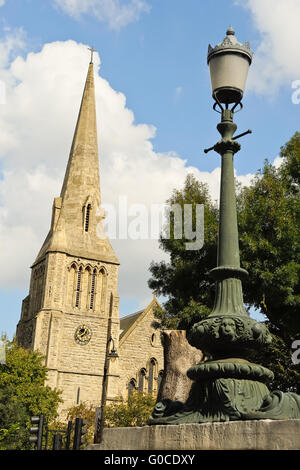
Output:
216,110,240,269
94,337,118,444
209,109,248,321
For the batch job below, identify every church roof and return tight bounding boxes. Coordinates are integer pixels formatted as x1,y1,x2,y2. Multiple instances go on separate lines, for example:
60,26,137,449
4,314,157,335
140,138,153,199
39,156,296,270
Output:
119,297,161,343
119,309,144,340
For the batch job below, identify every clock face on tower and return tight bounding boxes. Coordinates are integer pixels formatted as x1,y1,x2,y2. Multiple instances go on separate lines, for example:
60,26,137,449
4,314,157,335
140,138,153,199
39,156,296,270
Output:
74,324,92,345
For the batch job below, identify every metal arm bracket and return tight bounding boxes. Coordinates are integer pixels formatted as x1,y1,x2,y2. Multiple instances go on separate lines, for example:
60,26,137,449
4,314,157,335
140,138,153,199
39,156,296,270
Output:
204,129,252,154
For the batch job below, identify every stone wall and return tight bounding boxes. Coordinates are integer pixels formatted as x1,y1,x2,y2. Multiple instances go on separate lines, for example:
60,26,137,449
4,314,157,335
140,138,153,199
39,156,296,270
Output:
87,419,300,450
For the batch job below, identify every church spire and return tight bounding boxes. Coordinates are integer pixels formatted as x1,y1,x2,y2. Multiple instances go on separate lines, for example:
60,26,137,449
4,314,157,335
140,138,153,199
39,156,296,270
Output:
60,59,100,206
34,58,119,265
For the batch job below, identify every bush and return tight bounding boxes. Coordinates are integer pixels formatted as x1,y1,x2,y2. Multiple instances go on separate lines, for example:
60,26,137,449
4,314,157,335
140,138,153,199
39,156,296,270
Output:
65,403,96,445
104,391,156,428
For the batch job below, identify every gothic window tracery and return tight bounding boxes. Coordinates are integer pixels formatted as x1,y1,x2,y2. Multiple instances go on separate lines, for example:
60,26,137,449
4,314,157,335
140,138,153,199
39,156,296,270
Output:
67,262,108,312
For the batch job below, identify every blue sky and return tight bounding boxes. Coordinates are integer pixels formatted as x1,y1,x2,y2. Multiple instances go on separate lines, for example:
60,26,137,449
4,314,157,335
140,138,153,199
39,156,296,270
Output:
0,0,299,338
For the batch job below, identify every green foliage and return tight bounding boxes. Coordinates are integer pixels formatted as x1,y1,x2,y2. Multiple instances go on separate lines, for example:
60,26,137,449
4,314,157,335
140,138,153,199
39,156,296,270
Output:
149,173,218,330
0,336,62,450
48,394,157,445
104,391,157,428
65,403,96,445
279,131,300,188
238,135,300,336
247,323,300,394
36,403,96,449
0,385,29,451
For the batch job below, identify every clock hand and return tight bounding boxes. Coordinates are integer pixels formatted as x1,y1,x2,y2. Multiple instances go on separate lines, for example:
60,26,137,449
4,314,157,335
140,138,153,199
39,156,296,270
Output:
78,328,87,337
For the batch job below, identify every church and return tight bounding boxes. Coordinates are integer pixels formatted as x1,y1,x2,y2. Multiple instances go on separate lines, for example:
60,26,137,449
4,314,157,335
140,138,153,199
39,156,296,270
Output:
16,56,164,417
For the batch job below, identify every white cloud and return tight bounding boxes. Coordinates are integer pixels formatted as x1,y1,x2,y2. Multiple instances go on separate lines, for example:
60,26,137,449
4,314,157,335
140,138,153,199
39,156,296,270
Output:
0,27,26,72
0,167,61,288
236,171,255,189
174,86,183,102
54,0,150,30
0,39,255,310
0,1,5,7
237,0,300,95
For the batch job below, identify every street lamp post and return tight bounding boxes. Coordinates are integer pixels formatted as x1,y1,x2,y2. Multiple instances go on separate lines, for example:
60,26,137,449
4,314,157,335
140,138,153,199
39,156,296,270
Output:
94,336,118,444
196,27,260,359
149,27,300,425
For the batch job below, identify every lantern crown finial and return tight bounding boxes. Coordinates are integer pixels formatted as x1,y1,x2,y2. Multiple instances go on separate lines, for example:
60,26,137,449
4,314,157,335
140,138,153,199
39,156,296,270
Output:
226,25,235,36
207,27,253,65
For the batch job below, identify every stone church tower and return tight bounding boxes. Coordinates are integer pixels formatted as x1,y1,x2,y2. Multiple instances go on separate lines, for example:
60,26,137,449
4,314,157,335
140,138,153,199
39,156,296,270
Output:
16,57,164,418
16,59,121,414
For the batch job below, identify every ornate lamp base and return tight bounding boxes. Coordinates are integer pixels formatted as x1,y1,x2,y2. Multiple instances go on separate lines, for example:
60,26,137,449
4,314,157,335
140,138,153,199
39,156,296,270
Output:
149,359,300,424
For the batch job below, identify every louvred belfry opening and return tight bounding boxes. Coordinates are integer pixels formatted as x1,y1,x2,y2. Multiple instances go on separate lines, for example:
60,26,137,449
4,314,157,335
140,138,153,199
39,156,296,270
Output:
84,204,91,232
89,268,97,309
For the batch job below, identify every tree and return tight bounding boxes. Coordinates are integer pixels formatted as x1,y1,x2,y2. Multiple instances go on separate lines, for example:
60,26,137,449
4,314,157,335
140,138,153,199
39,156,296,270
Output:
0,337,62,450
157,330,203,403
238,156,299,338
249,322,300,394
149,173,219,330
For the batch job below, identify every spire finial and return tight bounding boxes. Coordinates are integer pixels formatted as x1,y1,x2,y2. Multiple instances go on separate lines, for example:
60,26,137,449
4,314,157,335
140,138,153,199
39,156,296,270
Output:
226,25,235,36
88,46,96,64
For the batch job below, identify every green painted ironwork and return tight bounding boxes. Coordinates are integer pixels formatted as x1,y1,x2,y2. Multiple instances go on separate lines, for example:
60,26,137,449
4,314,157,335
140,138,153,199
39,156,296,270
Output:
149,107,300,425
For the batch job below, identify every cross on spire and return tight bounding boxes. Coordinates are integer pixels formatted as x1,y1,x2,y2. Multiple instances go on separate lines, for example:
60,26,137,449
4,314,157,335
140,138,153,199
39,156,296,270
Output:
88,46,96,64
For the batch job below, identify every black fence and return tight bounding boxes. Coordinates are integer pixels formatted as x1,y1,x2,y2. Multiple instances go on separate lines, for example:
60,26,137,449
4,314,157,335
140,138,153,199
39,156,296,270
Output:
29,415,88,450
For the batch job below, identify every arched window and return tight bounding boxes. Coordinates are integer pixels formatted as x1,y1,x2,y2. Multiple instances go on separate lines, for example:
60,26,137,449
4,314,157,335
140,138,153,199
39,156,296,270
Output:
84,204,91,232
75,266,82,307
128,379,137,400
148,359,157,394
138,369,146,393
67,264,77,306
98,267,107,314
89,268,97,310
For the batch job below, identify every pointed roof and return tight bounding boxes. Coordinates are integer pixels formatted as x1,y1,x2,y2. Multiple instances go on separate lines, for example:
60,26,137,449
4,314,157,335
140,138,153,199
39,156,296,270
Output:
119,297,161,344
119,309,144,339
60,61,100,205
34,60,119,266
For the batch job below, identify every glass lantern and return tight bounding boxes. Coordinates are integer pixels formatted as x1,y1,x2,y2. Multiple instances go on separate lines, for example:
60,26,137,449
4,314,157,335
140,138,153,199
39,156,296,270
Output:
207,26,253,106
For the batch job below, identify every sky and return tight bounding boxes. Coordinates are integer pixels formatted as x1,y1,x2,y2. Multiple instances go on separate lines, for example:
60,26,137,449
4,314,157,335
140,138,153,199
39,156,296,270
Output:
0,0,300,339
